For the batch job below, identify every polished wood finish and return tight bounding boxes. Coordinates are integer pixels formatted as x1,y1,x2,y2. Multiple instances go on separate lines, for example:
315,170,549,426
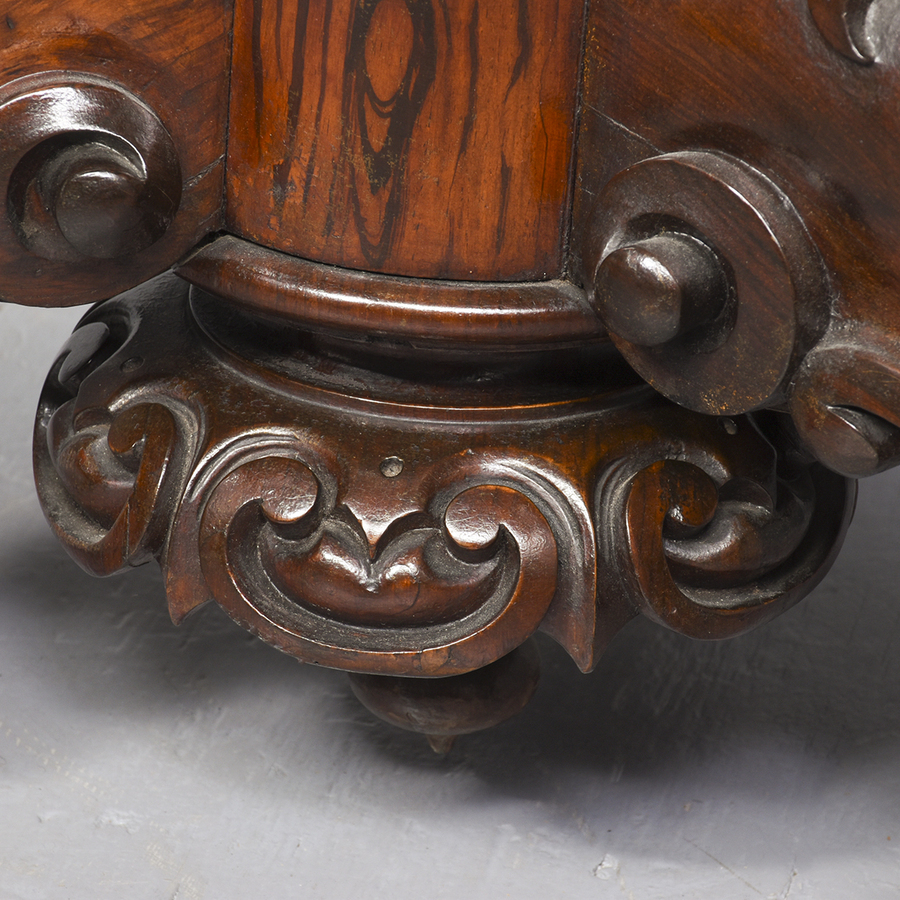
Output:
226,0,583,280
34,277,853,682
582,150,829,415
578,0,900,476
8,0,891,740
177,234,604,346
808,0,877,63
349,638,541,753
0,0,230,308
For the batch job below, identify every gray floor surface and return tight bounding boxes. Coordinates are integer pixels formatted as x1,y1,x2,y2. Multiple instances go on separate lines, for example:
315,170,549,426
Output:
2,302,900,899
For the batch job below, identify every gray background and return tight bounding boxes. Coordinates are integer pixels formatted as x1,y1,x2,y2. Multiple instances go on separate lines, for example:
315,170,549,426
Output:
1,302,899,899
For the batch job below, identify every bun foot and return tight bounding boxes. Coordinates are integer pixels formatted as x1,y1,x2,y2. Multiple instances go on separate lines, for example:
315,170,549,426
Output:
425,735,457,755
348,640,541,751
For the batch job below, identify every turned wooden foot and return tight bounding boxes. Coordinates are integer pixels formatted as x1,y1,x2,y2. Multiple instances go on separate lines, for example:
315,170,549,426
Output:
349,639,540,752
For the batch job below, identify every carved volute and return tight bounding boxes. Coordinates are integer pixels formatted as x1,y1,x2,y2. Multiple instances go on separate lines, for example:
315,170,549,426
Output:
576,0,900,478
0,0,229,307
3,78,181,262
581,150,829,416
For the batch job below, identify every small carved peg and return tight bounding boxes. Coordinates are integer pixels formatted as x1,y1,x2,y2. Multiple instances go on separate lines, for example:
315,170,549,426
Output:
593,233,727,347
0,78,181,261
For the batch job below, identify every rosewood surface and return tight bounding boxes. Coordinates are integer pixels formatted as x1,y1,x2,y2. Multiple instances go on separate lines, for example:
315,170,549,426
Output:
2,0,894,743
227,0,583,280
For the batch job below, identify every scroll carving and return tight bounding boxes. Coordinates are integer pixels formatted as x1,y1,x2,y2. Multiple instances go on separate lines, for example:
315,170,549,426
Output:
597,424,853,640
583,151,829,416
577,0,900,488
33,282,854,700
183,442,562,676
19,0,875,741
34,275,201,575
789,326,900,477
39,400,181,574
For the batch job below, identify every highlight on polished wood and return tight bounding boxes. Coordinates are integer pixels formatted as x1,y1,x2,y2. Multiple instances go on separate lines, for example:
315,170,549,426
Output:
3,0,900,744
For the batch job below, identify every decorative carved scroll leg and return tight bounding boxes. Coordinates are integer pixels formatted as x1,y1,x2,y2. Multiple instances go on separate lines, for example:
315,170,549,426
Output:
348,639,541,753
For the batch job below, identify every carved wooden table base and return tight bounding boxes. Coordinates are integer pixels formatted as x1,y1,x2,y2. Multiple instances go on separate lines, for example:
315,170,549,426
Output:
6,0,899,747
32,273,854,745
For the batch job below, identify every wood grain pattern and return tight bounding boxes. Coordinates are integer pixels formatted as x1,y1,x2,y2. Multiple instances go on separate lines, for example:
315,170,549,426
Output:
576,0,900,343
0,0,231,306
226,0,584,280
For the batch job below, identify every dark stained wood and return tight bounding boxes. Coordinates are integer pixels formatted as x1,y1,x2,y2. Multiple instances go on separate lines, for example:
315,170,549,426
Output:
592,233,727,349
349,638,541,753
790,324,900,477
226,0,584,280
34,278,854,682
178,234,604,347
808,0,876,62
575,0,900,322
581,149,829,415
4,79,183,262
0,0,230,307
15,0,888,740
576,0,900,473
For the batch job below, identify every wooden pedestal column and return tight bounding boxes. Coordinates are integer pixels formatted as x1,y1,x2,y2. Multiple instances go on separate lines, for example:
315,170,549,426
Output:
0,1,880,743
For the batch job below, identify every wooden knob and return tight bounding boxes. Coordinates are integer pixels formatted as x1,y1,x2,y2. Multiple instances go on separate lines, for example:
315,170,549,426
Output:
582,151,828,415
593,233,727,347
40,140,175,259
3,79,181,262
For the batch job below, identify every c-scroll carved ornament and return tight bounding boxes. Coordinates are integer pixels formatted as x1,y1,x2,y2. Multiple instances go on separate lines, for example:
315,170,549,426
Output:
181,445,562,675
598,455,852,639
33,276,201,575
33,277,855,683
